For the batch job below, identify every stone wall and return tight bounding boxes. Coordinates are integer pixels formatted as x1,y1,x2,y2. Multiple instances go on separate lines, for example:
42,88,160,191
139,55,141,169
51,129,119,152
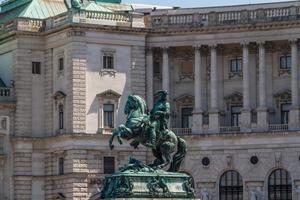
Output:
131,46,146,99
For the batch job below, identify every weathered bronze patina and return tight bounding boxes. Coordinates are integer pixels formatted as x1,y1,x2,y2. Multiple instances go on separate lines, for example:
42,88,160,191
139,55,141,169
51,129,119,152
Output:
100,91,195,199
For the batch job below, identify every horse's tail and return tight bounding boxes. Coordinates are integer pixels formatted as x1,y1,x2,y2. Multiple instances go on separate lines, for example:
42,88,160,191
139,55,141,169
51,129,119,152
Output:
168,136,187,172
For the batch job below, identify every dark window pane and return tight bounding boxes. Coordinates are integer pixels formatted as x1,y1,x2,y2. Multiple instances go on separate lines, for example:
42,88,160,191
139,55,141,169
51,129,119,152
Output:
181,107,193,128
104,157,115,174
32,62,41,74
153,61,161,74
268,169,292,200
103,55,114,69
231,106,242,126
280,56,291,69
59,104,64,129
230,58,242,73
281,103,291,124
104,104,114,128
58,57,64,71
220,170,243,200
58,157,64,175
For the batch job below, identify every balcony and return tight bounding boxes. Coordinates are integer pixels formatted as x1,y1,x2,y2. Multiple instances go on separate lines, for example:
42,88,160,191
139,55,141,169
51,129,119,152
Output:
98,128,114,135
220,126,241,133
172,128,192,136
150,4,300,29
268,124,289,132
0,87,14,102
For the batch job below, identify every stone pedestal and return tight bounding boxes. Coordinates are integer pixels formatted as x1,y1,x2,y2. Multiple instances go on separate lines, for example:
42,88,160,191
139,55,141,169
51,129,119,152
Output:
256,108,268,131
192,110,203,134
240,109,251,132
289,107,300,130
208,111,220,133
99,171,195,199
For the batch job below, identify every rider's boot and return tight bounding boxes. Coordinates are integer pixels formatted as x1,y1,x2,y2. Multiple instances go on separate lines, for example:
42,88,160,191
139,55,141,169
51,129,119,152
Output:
145,129,156,148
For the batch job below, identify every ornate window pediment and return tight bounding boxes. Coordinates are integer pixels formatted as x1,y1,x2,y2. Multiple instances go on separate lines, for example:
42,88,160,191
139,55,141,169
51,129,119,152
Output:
224,92,243,109
274,89,291,107
97,90,121,100
174,94,195,105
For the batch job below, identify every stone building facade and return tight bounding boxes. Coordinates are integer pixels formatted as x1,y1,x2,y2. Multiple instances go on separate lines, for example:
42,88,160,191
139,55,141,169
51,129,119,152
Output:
1,0,300,199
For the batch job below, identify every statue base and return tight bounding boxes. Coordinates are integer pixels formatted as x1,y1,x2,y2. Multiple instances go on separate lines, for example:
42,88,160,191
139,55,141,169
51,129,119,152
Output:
98,158,196,199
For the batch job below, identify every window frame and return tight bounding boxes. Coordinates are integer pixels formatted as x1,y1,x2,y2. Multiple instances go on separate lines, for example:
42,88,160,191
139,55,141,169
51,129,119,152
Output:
181,107,193,128
230,58,243,73
102,53,114,69
268,169,292,200
58,104,64,130
58,157,64,175
32,61,41,75
101,49,116,71
231,106,242,127
219,170,243,200
103,104,115,129
279,55,291,70
58,57,64,72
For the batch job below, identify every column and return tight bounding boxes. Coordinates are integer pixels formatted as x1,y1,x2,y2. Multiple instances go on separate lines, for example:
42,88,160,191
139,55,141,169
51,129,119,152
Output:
192,45,204,133
162,47,170,93
146,47,154,109
257,42,268,130
240,42,252,131
209,44,220,132
162,46,171,127
289,39,300,129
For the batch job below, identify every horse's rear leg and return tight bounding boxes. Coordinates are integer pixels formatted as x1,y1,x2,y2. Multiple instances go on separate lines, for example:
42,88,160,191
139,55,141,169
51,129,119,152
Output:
149,149,164,168
157,153,171,169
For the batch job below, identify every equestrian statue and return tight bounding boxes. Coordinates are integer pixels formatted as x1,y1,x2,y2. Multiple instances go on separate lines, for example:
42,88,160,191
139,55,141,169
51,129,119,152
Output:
109,90,187,172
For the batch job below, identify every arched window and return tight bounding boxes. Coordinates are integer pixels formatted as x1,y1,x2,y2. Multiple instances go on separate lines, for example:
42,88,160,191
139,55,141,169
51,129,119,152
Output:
220,170,243,200
268,169,292,200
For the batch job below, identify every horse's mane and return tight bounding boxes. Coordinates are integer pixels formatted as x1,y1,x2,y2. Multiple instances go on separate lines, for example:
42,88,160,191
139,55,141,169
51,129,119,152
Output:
132,95,148,115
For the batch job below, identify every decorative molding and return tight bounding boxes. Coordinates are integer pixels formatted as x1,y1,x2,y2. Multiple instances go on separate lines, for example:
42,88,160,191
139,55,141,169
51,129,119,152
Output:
224,92,243,110
53,91,66,101
174,94,195,105
274,89,291,108
67,30,86,37
99,69,117,77
97,90,121,100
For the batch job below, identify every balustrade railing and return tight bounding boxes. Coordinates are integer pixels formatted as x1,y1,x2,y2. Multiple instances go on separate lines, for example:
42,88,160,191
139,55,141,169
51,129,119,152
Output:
98,128,114,135
151,6,300,28
220,126,241,133
172,128,192,136
268,124,289,131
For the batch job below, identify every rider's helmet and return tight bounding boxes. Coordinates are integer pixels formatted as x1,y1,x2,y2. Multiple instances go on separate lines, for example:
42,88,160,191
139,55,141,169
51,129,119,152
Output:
155,90,168,98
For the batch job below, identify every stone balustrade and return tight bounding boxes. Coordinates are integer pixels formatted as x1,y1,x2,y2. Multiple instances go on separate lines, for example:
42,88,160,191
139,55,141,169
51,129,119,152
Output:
172,128,192,136
268,124,289,131
150,6,300,28
0,87,13,102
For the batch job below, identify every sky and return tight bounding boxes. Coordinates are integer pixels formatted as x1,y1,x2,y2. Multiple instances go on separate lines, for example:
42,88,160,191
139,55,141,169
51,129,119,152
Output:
122,0,292,8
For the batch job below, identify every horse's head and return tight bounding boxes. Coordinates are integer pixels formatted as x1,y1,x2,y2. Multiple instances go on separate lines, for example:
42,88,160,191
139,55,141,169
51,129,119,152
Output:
125,95,148,115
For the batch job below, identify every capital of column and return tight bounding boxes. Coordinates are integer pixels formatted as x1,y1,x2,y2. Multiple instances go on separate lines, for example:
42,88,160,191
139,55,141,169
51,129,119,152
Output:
161,46,169,52
208,43,218,49
241,41,250,48
193,44,202,51
257,41,266,47
289,38,298,45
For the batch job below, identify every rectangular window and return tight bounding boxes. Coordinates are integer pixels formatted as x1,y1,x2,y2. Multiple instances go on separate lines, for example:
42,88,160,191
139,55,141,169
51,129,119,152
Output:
103,156,115,174
153,61,161,75
231,106,242,126
230,58,242,73
280,55,291,69
58,57,64,71
58,157,64,175
281,103,291,124
181,107,193,128
103,54,114,69
104,104,114,128
59,104,64,130
32,62,41,74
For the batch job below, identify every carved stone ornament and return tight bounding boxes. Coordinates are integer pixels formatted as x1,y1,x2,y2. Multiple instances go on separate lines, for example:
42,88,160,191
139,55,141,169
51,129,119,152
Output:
53,91,66,101
174,94,195,105
200,190,210,200
226,155,233,167
274,89,291,108
147,176,171,198
97,90,121,100
224,92,243,110
275,152,282,164
99,69,117,77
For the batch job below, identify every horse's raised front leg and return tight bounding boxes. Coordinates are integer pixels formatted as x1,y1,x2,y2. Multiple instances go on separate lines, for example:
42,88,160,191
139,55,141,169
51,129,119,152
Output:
109,128,121,150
